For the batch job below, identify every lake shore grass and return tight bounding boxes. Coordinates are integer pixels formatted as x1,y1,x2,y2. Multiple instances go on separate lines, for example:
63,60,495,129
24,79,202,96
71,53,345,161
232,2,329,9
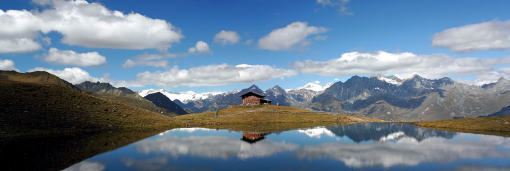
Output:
411,115,510,137
172,105,384,132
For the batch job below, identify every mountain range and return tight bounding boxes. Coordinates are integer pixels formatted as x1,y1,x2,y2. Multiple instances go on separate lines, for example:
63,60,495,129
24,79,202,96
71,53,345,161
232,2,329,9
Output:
141,75,510,121
76,81,178,116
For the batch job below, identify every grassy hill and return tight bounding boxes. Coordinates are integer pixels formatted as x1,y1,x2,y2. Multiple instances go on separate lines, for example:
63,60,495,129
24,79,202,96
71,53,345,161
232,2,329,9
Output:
412,115,510,136
0,71,178,138
173,105,383,132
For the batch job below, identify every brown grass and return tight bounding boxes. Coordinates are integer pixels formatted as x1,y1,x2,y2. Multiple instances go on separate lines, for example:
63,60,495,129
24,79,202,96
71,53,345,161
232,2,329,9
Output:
0,77,178,138
173,105,383,132
412,115,510,136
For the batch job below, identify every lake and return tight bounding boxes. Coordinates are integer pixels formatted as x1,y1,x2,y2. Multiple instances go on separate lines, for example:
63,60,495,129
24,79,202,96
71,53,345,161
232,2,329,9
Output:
64,123,510,170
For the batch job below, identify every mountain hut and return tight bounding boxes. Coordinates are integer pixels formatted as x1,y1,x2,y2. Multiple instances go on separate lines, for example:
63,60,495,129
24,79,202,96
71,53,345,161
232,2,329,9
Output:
240,91,271,105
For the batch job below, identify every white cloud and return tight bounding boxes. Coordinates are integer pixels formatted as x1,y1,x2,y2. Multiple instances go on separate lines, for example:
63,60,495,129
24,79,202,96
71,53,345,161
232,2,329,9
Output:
214,30,240,45
0,9,43,53
293,51,510,83
458,67,510,85
258,21,327,51
0,59,18,71
43,48,106,67
28,67,100,84
135,63,297,87
0,0,183,53
316,0,352,15
122,53,177,68
37,0,183,50
0,38,42,53
22,61,296,88
188,41,211,54
432,20,510,53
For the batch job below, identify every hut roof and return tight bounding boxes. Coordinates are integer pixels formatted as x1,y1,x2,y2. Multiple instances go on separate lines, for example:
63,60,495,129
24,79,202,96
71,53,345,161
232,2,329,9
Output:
240,91,265,98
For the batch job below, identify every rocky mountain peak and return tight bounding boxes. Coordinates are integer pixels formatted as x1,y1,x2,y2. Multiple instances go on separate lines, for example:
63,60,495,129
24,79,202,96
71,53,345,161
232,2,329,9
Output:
248,84,260,90
266,85,287,97
240,84,264,95
270,85,285,92
144,92,187,115
77,81,135,94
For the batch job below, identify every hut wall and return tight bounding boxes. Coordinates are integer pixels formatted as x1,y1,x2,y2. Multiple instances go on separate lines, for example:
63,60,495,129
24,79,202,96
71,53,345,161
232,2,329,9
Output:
242,96,261,105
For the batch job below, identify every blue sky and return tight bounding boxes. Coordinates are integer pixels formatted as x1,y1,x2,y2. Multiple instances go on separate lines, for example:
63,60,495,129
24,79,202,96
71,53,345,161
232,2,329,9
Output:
1,0,510,93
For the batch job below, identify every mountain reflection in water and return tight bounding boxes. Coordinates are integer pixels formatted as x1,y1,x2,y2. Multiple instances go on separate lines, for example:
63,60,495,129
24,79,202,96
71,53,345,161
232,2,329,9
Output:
65,123,510,171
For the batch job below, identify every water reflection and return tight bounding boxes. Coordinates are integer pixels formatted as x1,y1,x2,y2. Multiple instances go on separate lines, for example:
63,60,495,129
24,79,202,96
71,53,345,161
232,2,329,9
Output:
63,161,105,171
65,123,510,170
241,132,269,143
325,122,456,143
296,136,509,168
135,135,297,160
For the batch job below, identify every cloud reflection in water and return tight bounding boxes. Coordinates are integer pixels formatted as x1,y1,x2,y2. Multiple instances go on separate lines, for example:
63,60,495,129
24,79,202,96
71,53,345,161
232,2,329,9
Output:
127,128,510,169
135,136,298,160
295,135,510,168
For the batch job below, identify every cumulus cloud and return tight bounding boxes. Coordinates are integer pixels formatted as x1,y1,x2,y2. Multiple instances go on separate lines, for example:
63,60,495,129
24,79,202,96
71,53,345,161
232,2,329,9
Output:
432,20,510,53
0,0,183,53
43,48,106,67
135,64,297,87
457,67,510,85
135,136,298,160
122,53,177,68
214,30,240,45
316,0,352,15
293,51,510,83
28,67,100,84
0,59,18,71
188,41,211,54
258,21,327,51
0,9,43,53
38,0,183,50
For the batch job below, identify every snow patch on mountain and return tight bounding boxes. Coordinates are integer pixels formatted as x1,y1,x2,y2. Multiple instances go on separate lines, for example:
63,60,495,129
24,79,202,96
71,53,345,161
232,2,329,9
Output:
295,81,333,92
372,75,403,85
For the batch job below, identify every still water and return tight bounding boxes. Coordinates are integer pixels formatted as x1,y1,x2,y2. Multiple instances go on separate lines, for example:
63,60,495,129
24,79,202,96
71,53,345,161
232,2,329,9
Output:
65,123,510,170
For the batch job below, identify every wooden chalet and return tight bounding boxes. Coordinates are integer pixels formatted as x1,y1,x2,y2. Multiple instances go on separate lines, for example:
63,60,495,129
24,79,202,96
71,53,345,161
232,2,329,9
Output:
240,91,271,105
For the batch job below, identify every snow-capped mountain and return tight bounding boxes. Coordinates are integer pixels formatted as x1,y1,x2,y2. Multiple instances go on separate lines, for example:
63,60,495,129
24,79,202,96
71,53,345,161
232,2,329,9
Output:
138,89,223,102
374,75,403,85
295,81,333,92
286,82,333,103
